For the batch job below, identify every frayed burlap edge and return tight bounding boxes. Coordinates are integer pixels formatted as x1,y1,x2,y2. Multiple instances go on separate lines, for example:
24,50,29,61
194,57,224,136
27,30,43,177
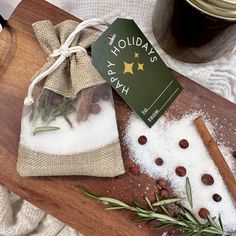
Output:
17,140,125,177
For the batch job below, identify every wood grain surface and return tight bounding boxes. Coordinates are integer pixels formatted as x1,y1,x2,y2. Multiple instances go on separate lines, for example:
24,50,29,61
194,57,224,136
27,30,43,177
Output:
0,0,235,236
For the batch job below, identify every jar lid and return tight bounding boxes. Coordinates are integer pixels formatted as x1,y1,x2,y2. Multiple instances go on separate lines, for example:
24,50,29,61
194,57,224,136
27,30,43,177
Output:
186,0,236,20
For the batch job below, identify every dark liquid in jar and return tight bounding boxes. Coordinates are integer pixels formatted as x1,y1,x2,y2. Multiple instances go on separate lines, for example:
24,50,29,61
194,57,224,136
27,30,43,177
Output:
153,0,236,63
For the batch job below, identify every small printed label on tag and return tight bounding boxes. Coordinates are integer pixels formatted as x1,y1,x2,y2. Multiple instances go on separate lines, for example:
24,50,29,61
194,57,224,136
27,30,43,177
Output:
92,18,182,127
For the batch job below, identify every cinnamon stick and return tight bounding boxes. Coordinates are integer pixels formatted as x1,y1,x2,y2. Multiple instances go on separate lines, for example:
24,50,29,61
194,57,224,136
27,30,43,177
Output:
194,116,236,202
77,87,93,122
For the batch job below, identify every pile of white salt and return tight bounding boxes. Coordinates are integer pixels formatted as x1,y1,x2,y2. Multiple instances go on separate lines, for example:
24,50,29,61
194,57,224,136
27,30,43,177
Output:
125,112,236,232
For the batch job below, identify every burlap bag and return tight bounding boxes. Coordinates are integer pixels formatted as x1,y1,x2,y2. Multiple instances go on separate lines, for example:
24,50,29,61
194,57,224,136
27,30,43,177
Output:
17,20,125,177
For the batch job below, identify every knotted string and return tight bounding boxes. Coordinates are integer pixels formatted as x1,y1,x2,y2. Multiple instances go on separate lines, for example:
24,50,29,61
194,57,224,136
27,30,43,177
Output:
24,18,109,106
49,45,86,58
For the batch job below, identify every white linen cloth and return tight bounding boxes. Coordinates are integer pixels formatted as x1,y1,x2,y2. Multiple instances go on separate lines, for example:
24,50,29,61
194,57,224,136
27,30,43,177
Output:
0,186,81,236
1,0,21,19
1,0,236,235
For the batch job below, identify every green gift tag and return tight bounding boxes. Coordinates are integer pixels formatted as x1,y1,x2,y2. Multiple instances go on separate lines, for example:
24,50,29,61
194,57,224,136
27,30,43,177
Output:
92,18,182,127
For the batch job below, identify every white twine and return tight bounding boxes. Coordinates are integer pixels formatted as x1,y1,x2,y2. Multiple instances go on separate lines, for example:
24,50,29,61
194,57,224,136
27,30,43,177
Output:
24,18,109,106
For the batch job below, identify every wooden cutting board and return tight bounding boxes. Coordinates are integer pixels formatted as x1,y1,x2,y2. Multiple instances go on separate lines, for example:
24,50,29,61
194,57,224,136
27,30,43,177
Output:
0,0,235,235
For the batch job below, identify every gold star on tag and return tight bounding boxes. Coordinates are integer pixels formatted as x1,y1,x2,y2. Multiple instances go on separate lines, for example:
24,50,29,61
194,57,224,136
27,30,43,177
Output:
123,62,134,74
138,63,144,71
134,52,139,58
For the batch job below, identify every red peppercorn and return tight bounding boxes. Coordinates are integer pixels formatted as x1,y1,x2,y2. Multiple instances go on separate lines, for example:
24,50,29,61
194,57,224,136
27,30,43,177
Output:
160,189,170,199
90,104,101,114
198,208,210,219
155,158,164,166
102,93,110,101
201,174,214,185
179,139,189,149
175,166,187,177
232,151,236,159
129,165,141,175
157,179,168,189
213,194,222,202
138,135,147,145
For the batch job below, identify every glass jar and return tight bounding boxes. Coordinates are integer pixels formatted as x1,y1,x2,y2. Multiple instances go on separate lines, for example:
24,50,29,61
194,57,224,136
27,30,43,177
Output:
152,0,236,63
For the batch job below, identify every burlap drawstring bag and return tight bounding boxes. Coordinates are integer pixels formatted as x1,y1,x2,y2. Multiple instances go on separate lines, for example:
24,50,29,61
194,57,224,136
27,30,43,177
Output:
17,19,125,177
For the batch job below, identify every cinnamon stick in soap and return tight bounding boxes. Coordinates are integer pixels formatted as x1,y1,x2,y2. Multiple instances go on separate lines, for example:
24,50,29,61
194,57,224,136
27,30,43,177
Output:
77,87,93,122
194,116,236,202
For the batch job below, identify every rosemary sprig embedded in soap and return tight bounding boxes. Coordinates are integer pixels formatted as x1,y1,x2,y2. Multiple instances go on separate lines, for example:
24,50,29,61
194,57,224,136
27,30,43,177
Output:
31,89,76,133
33,126,60,135
48,98,75,127
81,178,230,236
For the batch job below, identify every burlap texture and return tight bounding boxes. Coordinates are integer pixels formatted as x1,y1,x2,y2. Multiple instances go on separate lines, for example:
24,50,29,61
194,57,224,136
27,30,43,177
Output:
17,140,125,177
32,20,105,98
17,20,125,177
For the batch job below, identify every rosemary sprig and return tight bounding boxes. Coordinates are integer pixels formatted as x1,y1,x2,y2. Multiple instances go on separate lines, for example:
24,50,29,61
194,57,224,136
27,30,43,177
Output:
31,90,76,134
81,178,230,236
48,98,75,127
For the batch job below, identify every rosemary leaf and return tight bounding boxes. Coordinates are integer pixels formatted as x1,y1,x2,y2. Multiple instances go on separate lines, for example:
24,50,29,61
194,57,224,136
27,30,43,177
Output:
201,219,213,230
98,197,130,209
155,193,171,216
33,126,60,135
136,207,149,214
178,213,193,227
137,213,155,219
186,177,193,208
181,206,200,225
182,211,199,225
207,216,222,231
62,112,73,128
152,198,181,207
148,213,188,227
80,189,100,200
159,205,171,216
132,200,147,210
105,207,126,210
218,215,224,231
202,227,223,234
144,196,154,210
155,193,159,202
41,108,47,122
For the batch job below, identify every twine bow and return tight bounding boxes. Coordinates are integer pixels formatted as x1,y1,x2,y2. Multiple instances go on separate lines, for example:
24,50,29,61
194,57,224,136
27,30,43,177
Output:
24,18,109,106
